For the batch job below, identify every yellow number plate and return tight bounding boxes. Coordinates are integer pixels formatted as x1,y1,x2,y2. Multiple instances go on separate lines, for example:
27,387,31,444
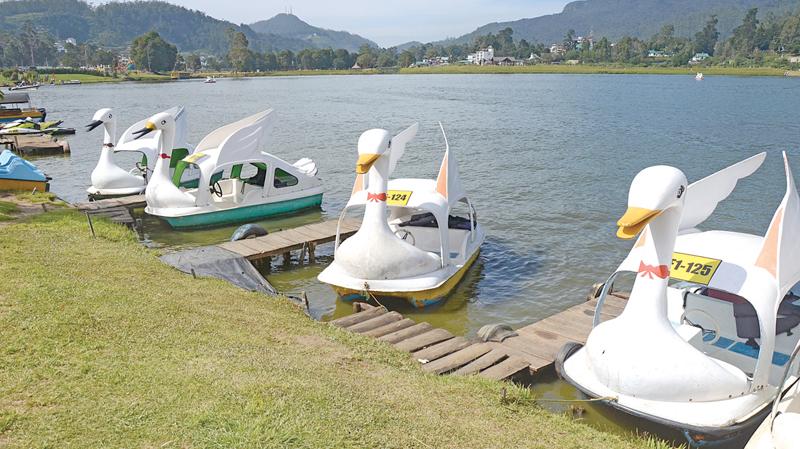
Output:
670,252,722,285
386,190,412,206
183,152,206,164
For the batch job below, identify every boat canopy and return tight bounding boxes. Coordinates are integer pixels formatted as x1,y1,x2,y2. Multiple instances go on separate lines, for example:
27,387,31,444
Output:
0,150,47,181
180,109,273,184
0,93,31,106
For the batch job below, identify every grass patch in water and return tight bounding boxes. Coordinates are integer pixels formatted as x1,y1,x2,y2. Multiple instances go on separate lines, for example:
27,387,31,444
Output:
0,209,667,448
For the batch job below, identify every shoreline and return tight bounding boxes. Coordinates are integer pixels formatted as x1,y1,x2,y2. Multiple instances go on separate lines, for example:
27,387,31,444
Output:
2,64,793,88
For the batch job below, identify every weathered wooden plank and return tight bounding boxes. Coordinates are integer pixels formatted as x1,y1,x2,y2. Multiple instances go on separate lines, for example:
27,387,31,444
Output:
479,355,530,381
347,312,402,333
361,318,416,338
421,343,491,375
378,322,433,344
217,241,257,257
496,333,563,365
329,307,387,328
452,349,508,376
394,329,453,353
412,337,471,362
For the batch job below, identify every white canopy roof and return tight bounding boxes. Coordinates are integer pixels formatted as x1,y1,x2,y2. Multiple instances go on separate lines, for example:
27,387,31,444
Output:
182,109,273,181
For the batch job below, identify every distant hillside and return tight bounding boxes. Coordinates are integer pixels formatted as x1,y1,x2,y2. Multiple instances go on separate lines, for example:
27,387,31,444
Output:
443,0,800,45
249,13,376,52
0,0,360,54
394,41,424,51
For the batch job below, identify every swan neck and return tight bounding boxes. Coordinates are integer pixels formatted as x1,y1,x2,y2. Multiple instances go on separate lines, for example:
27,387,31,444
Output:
363,156,389,226
624,206,682,320
153,128,175,181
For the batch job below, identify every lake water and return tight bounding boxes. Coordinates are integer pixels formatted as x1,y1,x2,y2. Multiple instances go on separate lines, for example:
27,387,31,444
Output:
24,74,800,445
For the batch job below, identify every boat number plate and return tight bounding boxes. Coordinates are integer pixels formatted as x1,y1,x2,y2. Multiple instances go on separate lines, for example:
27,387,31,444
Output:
670,252,722,285
386,190,412,206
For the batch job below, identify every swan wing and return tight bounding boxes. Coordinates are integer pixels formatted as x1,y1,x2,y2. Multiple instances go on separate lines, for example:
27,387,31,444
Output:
679,152,766,231
388,123,418,176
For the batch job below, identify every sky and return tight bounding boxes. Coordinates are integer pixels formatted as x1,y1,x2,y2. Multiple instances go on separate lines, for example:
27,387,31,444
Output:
91,0,571,47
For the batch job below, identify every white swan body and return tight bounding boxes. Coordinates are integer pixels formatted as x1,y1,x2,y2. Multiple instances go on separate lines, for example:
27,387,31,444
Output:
561,152,800,445
319,123,484,308
86,107,191,199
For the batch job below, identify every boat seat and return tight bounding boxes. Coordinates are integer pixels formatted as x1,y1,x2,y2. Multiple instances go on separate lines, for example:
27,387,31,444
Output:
696,288,800,343
397,212,472,230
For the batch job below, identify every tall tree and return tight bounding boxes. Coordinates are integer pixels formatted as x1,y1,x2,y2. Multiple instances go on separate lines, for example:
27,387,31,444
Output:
226,29,253,72
130,31,177,72
694,15,719,55
732,8,759,55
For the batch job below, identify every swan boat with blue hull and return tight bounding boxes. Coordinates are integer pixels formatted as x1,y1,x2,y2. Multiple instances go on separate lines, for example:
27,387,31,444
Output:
0,149,49,191
557,152,800,447
141,109,323,229
86,107,195,200
318,123,484,309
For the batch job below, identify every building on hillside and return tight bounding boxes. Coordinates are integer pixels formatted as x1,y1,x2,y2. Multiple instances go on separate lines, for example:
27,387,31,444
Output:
648,50,672,58
528,53,542,63
573,36,594,51
65,37,77,46
352,62,361,70
549,44,567,56
690,52,710,64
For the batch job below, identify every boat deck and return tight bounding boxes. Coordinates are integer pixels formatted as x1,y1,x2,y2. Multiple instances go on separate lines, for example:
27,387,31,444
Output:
331,292,628,381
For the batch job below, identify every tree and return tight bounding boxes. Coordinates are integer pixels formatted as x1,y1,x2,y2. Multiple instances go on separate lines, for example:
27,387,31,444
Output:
398,50,415,68
184,53,201,72
130,31,177,72
732,8,759,55
226,29,253,72
694,15,719,55
563,29,576,51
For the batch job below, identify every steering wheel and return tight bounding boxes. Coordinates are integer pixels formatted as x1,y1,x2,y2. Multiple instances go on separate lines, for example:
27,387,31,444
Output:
394,229,416,246
210,181,224,198
681,308,721,346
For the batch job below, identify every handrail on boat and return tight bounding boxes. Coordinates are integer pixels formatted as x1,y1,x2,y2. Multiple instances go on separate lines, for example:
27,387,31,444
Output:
593,272,622,328
770,341,800,432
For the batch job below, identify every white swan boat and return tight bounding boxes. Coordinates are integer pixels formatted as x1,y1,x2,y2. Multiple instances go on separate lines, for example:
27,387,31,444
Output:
140,109,323,229
557,152,800,446
318,123,484,308
85,107,193,199
696,72,705,81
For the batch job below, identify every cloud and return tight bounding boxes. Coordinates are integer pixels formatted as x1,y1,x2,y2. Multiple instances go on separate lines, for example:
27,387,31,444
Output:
90,0,569,46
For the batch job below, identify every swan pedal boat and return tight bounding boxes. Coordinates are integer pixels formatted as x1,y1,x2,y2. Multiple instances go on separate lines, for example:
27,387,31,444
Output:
318,123,484,308
141,109,322,229
558,152,800,446
85,107,194,200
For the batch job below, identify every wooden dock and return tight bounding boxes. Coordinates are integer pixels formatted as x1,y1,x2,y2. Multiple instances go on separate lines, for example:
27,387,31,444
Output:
330,292,628,381
74,195,146,229
0,134,70,155
217,218,360,263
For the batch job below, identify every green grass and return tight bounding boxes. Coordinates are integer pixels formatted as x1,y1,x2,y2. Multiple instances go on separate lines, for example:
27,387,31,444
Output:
12,191,65,206
0,200,18,221
399,64,788,76
0,209,666,448
51,73,120,84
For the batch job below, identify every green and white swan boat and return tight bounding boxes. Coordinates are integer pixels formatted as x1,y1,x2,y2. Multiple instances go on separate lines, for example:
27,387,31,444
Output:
138,109,323,229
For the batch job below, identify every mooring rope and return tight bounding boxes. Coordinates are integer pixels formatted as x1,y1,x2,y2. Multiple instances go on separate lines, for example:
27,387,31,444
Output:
535,396,618,404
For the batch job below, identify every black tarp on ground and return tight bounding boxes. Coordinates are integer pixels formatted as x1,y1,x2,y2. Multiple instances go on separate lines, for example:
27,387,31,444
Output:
160,246,278,295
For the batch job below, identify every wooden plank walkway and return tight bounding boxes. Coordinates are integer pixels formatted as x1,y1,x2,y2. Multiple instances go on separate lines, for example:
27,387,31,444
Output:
330,293,628,381
217,218,360,262
75,194,146,211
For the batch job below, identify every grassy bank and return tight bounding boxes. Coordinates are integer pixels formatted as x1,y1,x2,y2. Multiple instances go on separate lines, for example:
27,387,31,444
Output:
399,64,789,76
0,204,666,448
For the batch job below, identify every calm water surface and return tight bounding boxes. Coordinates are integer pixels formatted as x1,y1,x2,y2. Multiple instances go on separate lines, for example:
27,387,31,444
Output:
26,74,800,445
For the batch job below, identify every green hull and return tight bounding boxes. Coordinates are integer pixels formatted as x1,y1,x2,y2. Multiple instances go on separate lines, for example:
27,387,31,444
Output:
162,193,323,229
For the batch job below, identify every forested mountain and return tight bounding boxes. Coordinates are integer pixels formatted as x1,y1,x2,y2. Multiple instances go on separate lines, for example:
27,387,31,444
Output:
442,0,800,45
0,0,364,54
249,13,376,52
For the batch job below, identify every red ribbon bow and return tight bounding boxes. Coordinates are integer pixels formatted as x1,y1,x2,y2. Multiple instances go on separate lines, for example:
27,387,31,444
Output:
367,192,387,202
638,261,670,279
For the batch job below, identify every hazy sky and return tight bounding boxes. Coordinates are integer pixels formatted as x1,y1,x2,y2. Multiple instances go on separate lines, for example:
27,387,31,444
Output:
91,0,571,46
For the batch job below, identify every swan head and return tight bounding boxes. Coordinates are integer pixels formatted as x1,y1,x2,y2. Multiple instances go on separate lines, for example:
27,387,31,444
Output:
86,108,114,132
132,112,173,142
617,165,687,239
355,129,391,174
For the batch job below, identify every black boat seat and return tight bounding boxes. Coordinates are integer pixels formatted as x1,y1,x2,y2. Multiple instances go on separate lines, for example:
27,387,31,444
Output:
697,288,800,342
397,212,472,230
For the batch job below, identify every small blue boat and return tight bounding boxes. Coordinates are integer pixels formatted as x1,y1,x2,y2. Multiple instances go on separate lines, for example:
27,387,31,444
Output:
0,150,49,191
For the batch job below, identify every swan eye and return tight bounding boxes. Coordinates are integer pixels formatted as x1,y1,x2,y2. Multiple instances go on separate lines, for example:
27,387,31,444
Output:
677,185,685,198
161,120,166,125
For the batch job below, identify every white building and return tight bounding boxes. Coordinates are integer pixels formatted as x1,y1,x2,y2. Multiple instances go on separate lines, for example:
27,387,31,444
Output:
65,37,77,46
468,46,495,65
